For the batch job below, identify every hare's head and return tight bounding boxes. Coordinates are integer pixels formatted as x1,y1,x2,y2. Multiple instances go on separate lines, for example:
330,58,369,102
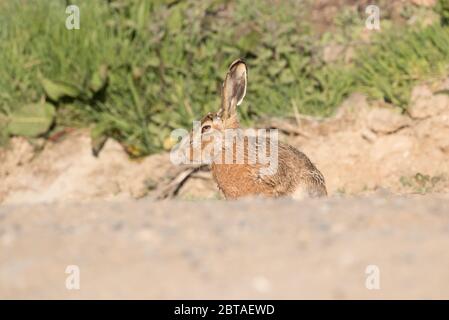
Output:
202,59,247,130
182,59,248,164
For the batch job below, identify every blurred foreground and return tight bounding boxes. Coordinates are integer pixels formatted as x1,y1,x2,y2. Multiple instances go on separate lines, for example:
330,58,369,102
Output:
1,196,449,299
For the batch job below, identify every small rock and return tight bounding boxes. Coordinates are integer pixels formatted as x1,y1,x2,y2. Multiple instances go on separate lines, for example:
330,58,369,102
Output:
335,93,370,121
98,138,127,159
365,107,411,134
370,134,414,162
409,85,433,119
416,119,449,154
408,85,449,119
433,94,449,115
436,77,449,92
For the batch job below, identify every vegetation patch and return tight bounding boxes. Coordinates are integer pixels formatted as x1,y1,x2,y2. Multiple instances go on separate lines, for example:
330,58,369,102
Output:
1,0,449,155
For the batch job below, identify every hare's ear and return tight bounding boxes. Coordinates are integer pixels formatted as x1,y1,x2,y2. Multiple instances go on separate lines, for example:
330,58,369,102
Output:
220,59,247,119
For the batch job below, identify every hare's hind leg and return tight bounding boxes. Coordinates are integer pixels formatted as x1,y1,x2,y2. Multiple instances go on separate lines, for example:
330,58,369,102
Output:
291,184,309,200
291,180,327,200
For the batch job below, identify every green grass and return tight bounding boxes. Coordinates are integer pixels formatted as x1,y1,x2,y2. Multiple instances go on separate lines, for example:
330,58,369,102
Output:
1,0,449,155
400,173,447,194
355,23,449,109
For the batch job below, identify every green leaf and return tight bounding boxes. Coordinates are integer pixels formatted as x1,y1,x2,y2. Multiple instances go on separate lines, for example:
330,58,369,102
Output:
89,65,108,93
267,60,287,77
237,30,262,53
0,114,9,146
147,56,160,67
40,77,83,101
166,4,184,34
7,103,55,137
279,69,295,84
136,0,148,31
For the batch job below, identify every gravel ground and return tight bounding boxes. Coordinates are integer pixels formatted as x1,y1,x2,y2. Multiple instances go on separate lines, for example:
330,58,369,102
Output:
1,195,449,299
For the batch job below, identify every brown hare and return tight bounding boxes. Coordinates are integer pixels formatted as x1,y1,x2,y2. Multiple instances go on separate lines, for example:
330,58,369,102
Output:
183,59,327,200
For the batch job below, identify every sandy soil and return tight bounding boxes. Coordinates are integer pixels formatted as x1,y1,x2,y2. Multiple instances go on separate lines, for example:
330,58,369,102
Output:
1,83,449,299
1,84,449,203
1,195,449,299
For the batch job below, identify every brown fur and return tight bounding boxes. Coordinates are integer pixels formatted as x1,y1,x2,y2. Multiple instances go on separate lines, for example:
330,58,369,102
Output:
188,59,327,199
210,138,327,199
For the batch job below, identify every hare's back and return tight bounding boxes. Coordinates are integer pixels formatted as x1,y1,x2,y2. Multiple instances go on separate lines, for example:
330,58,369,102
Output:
278,143,327,198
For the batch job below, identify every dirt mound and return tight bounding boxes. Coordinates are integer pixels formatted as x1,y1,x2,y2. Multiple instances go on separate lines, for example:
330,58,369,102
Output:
1,84,449,204
0,132,173,203
293,87,449,196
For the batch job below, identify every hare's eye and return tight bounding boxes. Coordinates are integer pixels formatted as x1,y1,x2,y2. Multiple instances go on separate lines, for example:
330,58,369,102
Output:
201,125,211,133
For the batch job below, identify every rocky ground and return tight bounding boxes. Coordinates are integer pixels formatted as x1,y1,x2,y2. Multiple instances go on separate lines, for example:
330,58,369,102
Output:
1,82,449,299
1,83,449,203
